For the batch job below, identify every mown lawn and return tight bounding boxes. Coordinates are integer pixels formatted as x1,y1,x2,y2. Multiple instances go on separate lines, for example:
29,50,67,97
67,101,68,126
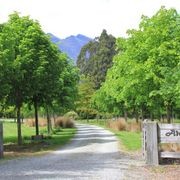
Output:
77,119,141,151
2,121,76,159
114,131,141,151
3,122,46,144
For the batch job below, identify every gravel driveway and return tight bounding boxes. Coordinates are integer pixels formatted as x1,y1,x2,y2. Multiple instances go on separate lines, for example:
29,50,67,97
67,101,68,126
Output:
0,124,144,180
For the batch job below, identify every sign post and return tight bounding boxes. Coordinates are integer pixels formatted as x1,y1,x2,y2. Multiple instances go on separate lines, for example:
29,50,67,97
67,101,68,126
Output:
145,122,159,165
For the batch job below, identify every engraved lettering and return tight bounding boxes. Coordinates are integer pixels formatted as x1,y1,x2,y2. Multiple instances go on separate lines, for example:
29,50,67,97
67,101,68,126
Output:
165,129,180,136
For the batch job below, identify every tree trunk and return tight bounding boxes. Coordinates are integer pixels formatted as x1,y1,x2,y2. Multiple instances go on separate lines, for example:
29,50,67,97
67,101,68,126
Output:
46,106,52,135
52,112,56,127
135,112,139,123
150,112,154,121
166,105,171,124
17,106,22,145
124,108,128,122
34,99,39,135
141,107,144,121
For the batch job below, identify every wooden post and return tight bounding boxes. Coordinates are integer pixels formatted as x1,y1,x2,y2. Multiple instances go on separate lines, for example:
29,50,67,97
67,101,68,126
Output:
0,122,3,158
145,121,159,165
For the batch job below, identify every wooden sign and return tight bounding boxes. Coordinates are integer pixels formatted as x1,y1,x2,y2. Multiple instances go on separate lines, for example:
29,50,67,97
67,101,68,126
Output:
143,122,180,165
158,124,180,143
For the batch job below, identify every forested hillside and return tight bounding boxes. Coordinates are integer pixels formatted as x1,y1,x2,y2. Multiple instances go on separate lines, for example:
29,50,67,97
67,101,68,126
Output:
77,29,116,89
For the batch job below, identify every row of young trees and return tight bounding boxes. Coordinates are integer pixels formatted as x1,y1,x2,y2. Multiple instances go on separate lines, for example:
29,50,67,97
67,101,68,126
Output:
92,7,180,123
0,13,79,144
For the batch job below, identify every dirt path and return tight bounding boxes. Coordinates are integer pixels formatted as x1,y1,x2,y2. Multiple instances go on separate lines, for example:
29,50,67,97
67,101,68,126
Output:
0,124,144,180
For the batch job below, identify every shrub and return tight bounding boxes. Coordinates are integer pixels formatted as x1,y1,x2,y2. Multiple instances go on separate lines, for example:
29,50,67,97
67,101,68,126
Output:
64,111,79,120
55,116,75,128
107,118,127,131
126,121,141,132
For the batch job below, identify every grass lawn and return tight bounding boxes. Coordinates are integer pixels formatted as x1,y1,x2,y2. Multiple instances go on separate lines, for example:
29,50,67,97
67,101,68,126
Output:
2,121,76,159
77,119,141,151
114,131,141,151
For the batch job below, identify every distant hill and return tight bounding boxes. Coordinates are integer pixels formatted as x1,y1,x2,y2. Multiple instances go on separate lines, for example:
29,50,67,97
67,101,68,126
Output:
48,33,92,63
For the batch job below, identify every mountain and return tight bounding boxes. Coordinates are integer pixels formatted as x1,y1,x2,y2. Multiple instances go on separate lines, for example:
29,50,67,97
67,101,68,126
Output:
48,33,92,63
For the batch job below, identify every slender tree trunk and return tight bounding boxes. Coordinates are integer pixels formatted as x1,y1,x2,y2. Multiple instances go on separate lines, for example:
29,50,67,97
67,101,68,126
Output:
150,112,154,121
34,99,39,135
124,108,128,122
166,104,171,124
141,106,144,121
135,112,139,123
52,112,56,127
17,106,22,145
46,106,52,135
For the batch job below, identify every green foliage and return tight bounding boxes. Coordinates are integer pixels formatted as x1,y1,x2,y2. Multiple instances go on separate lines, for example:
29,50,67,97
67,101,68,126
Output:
0,12,79,143
75,75,99,119
76,107,98,119
93,7,180,121
76,75,95,108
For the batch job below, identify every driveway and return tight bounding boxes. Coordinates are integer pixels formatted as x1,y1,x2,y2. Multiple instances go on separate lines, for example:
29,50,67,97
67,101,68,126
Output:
0,124,144,180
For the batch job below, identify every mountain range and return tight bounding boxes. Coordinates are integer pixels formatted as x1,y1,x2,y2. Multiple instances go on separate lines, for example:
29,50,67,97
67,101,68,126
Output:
48,33,92,63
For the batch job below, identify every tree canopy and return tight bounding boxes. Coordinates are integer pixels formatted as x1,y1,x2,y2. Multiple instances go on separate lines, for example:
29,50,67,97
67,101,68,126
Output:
92,7,180,122
0,12,79,143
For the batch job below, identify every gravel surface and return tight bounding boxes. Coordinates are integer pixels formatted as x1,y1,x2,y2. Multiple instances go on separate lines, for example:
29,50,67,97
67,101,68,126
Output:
0,124,144,180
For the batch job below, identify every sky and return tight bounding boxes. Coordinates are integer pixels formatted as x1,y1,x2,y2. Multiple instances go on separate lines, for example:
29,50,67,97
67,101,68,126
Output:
0,0,179,39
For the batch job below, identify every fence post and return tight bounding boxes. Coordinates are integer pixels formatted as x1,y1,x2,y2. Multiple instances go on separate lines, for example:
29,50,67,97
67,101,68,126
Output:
0,122,3,158
145,121,159,165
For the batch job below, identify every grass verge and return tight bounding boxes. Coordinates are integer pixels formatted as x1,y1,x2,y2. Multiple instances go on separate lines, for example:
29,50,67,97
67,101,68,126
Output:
2,121,76,159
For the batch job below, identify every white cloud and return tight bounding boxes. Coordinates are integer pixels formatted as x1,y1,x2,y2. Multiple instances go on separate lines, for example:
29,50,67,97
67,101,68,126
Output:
0,0,179,38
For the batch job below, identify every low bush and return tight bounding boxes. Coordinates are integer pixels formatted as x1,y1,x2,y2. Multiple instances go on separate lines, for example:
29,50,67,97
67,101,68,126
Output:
55,116,75,128
107,118,127,131
64,111,79,120
126,121,141,132
106,118,141,132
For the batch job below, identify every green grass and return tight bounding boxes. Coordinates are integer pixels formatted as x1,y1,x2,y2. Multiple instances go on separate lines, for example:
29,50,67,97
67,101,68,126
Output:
173,119,180,123
114,131,141,151
77,119,141,151
1,121,76,159
3,122,47,144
